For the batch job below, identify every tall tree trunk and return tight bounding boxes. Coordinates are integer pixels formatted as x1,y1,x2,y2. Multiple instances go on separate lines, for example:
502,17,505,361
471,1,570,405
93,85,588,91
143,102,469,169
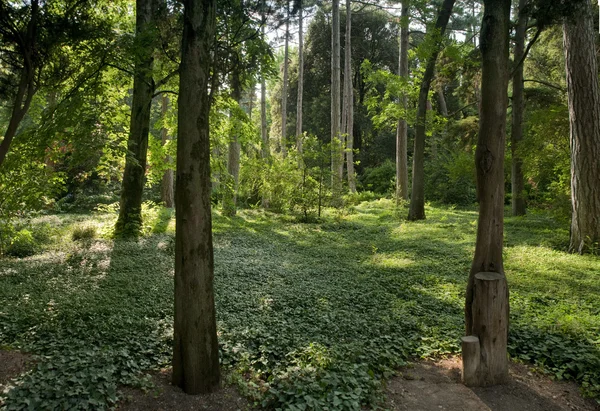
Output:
343,0,357,193
161,95,174,208
172,0,220,394
296,1,304,160
395,0,410,202
463,0,511,387
564,0,600,254
407,0,455,221
331,0,342,204
223,66,242,217
281,3,290,157
115,0,156,237
0,0,38,168
436,85,448,116
511,0,527,216
261,2,269,209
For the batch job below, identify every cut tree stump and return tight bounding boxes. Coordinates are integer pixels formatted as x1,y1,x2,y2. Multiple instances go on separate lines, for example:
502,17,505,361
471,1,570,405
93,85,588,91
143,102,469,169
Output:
462,272,509,387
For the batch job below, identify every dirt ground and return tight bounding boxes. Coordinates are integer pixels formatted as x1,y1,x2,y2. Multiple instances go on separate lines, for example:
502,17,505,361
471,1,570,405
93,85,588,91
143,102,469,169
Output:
387,357,600,411
2,349,599,410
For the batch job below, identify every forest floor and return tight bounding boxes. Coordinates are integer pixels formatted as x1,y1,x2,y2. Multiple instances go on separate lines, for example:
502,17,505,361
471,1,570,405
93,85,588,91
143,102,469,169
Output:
1,200,599,410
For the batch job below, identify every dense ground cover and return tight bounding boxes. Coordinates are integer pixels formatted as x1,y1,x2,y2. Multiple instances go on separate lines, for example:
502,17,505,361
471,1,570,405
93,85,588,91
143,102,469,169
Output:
0,200,599,410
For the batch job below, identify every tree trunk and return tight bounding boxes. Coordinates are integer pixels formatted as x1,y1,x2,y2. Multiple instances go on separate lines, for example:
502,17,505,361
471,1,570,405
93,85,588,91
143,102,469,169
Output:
563,0,600,254
223,67,242,217
0,0,38,168
296,1,304,160
115,0,156,237
172,0,220,394
343,0,357,193
281,3,290,157
511,0,527,216
395,0,410,202
463,0,511,387
331,0,342,204
161,95,174,208
407,0,455,221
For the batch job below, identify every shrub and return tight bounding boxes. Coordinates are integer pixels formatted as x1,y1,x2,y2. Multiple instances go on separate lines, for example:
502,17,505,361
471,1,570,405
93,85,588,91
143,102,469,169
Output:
359,160,395,194
71,225,97,242
5,229,38,258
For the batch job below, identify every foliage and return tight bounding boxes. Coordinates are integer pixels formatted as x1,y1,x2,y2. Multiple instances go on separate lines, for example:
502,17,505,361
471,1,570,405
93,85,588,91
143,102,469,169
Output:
71,225,97,242
425,149,477,206
1,203,598,409
5,229,38,258
359,160,395,194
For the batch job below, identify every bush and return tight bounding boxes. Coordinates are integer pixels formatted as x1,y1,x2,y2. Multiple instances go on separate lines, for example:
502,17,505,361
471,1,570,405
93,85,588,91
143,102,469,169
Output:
5,229,38,258
359,160,395,194
71,225,97,242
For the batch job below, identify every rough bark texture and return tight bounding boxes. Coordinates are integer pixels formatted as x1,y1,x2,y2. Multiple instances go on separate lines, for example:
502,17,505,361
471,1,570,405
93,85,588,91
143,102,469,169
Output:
296,2,304,159
172,0,220,394
281,5,289,157
223,68,242,217
464,0,511,387
343,0,356,193
563,0,600,254
161,95,174,208
115,0,156,237
331,0,342,203
511,0,527,216
0,0,38,168
407,0,455,221
464,272,509,386
395,0,410,202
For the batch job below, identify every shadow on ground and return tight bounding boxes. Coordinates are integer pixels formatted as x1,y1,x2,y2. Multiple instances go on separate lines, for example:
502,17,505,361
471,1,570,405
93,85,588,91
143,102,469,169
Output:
388,358,599,411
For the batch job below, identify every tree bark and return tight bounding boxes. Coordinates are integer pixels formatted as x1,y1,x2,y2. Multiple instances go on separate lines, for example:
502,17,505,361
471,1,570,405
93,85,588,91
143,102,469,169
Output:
511,0,527,216
0,0,38,168
407,0,455,221
296,1,304,160
161,95,174,208
115,0,156,237
331,0,342,204
464,0,511,387
396,0,410,202
343,0,357,193
281,2,290,157
563,0,600,254
172,0,220,394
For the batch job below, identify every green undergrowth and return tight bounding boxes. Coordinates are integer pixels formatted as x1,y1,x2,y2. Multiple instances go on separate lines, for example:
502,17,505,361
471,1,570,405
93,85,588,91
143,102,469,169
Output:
0,200,599,409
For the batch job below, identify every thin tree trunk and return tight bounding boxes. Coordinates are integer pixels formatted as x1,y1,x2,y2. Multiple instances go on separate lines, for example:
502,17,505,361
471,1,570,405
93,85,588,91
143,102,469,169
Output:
344,0,356,193
296,1,304,160
511,0,527,216
563,0,600,254
436,85,448,116
223,67,242,217
0,1,38,168
161,95,174,208
463,0,511,386
261,2,269,209
115,0,156,237
407,0,455,221
281,3,289,157
172,0,220,394
331,0,342,204
395,0,410,202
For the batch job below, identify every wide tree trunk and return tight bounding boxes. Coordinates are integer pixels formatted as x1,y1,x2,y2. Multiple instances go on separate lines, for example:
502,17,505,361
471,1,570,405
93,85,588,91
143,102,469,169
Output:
511,0,527,216
331,0,342,204
395,0,410,202
281,3,290,157
172,0,220,394
563,0,600,254
115,0,156,237
161,95,174,208
223,67,242,217
296,1,304,160
407,0,455,221
343,0,357,193
463,0,511,387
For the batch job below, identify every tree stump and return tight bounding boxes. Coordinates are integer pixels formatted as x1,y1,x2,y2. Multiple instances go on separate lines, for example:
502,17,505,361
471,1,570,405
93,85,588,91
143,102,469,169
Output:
462,272,509,386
